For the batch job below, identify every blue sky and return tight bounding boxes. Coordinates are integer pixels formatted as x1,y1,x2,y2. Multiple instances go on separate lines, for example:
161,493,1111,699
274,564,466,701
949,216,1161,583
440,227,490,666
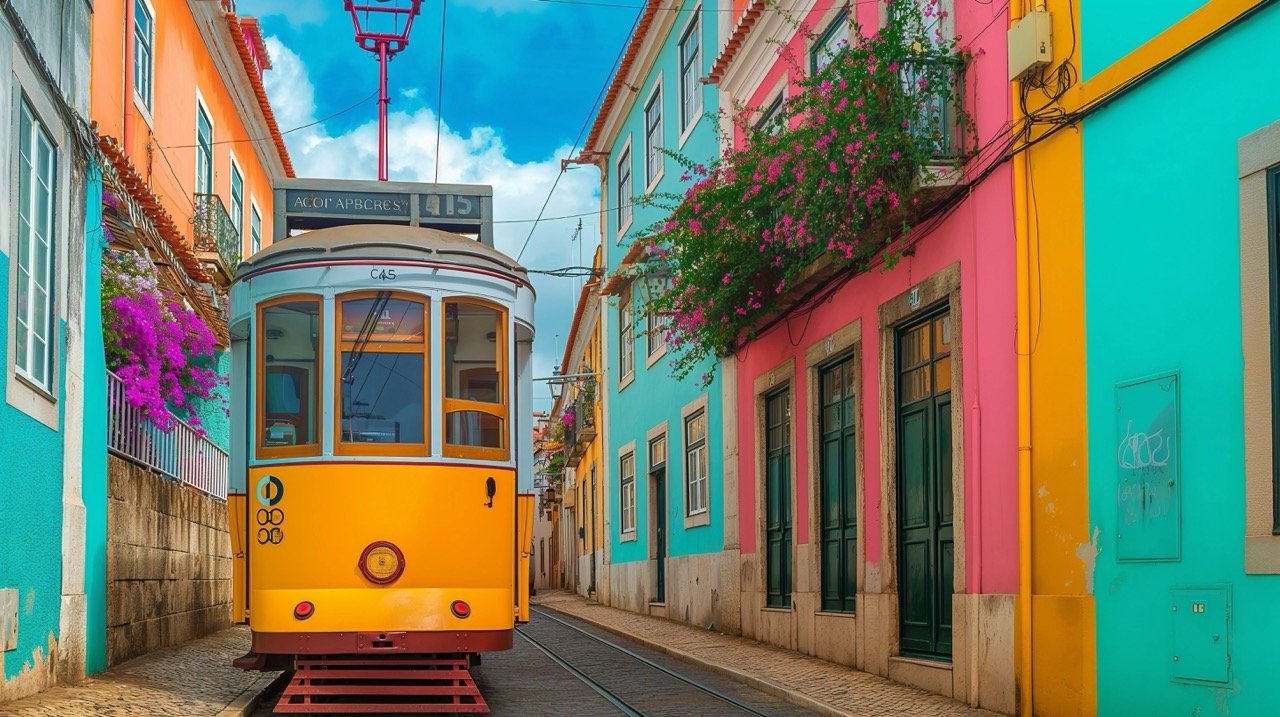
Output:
238,0,641,406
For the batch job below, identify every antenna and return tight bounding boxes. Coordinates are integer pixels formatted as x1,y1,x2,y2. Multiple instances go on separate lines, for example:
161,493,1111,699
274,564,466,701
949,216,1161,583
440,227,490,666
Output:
344,0,423,181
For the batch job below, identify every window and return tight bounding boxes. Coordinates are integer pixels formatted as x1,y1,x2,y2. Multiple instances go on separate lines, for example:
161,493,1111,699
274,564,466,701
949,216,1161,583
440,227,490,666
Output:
133,0,154,111
337,292,429,455
617,143,633,232
644,86,663,186
755,94,784,137
819,355,857,612
646,308,666,358
891,0,959,157
257,297,321,457
620,452,636,534
195,99,213,195
810,10,849,74
764,388,792,608
14,100,56,390
250,203,262,255
678,15,701,132
685,409,708,515
230,159,244,239
619,288,634,382
443,298,508,459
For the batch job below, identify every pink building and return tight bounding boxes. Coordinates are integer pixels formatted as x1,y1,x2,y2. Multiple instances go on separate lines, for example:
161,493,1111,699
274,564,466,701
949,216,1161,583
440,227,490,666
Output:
709,1,1016,711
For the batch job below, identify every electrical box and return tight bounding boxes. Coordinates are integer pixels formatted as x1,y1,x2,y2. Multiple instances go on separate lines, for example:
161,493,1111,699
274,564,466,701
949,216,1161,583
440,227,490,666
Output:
1114,372,1181,561
1171,587,1231,684
1008,9,1053,81
0,588,17,651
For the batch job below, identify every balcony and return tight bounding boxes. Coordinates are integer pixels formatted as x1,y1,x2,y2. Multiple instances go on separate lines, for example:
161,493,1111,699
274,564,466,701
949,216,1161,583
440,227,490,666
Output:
192,193,241,280
573,389,597,446
107,370,228,499
903,57,966,183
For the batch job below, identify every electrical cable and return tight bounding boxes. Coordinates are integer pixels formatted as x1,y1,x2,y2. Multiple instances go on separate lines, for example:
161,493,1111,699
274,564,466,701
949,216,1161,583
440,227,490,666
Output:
434,0,447,183
163,90,378,149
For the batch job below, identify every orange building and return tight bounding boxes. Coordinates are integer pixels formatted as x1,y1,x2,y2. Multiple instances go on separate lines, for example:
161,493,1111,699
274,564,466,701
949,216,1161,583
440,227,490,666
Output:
90,0,292,302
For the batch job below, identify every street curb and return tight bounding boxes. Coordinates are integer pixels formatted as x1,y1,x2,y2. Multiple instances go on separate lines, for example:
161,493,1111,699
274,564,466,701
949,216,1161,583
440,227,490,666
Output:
216,671,289,717
534,600,857,717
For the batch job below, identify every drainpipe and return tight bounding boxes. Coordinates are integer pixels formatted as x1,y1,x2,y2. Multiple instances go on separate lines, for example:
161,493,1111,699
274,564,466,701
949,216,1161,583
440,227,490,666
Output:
122,0,134,153
1012,0,1034,714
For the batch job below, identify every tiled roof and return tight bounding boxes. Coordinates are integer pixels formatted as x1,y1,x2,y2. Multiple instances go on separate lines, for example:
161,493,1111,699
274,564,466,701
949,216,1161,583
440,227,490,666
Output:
707,0,767,83
599,239,648,296
225,13,295,178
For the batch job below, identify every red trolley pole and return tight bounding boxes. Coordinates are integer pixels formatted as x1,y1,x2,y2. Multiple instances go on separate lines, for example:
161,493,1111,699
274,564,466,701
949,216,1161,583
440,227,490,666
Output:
345,0,423,182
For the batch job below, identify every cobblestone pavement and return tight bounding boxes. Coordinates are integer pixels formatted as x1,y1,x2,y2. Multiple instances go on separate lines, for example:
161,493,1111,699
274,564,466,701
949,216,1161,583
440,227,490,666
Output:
534,592,1001,717
0,626,277,717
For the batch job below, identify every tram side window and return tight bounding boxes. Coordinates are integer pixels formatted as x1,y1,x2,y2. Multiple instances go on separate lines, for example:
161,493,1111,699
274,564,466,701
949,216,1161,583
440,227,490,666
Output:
259,298,321,455
338,293,428,451
444,300,506,456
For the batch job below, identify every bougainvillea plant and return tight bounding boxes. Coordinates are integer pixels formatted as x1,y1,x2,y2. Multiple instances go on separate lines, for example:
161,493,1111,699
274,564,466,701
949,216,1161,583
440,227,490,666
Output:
102,246,222,432
631,0,967,382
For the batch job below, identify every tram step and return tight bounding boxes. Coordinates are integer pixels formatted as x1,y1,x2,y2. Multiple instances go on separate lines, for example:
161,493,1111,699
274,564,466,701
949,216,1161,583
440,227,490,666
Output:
274,655,489,714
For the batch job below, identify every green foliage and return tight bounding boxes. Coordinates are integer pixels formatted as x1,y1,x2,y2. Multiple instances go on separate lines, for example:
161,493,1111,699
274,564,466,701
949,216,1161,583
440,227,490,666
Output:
629,1,966,383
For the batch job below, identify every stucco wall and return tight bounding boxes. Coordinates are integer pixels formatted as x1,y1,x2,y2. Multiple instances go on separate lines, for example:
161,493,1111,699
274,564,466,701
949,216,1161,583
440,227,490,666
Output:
106,457,231,667
1083,5,1280,714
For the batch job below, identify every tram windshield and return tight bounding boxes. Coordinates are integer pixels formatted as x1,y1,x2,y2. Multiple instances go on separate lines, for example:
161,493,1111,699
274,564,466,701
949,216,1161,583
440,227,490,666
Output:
338,294,427,447
444,301,504,452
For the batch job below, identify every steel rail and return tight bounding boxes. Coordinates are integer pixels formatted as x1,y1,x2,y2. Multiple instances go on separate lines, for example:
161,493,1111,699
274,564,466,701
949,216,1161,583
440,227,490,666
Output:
529,606,775,717
515,628,645,717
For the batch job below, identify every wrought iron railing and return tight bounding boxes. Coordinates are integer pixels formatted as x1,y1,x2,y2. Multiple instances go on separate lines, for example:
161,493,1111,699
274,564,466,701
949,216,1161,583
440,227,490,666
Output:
192,193,241,271
107,370,228,499
573,390,596,445
902,57,966,160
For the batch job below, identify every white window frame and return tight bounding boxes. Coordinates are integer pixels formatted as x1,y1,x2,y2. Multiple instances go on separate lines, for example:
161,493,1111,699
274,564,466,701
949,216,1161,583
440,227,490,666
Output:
249,198,262,255
620,451,637,535
618,286,635,388
677,8,702,145
683,399,710,524
811,9,850,75
132,0,156,115
13,97,57,393
644,79,664,191
228,151,244,241
645,306,667,365
195,91,214,196
616,137,633,239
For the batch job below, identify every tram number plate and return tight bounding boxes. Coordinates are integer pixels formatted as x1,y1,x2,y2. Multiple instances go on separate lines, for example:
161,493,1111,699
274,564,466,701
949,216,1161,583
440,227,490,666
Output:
371,267,398,281
421,194,481,219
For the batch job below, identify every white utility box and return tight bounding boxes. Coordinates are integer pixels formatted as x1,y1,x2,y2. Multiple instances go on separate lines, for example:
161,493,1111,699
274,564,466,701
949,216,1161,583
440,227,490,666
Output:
1008,9,1053,81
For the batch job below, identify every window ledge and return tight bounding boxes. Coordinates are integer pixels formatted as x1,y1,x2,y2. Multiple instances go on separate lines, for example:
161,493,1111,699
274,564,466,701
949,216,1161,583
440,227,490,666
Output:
815,610,856,619
1245,535,1280,574
683,509,710,529
620,530,638,543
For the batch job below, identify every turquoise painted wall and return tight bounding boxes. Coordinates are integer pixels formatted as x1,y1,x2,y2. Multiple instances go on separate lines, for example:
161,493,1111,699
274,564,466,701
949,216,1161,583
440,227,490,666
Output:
0,249,68,681
1079,0,1208,79
606,1,723,565
1083,5,1280,714
83,164,108,675
192,350,231,451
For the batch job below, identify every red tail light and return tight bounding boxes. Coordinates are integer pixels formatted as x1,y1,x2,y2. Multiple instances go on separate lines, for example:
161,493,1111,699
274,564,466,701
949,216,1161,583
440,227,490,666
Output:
294,601,314,620
450,600,471,619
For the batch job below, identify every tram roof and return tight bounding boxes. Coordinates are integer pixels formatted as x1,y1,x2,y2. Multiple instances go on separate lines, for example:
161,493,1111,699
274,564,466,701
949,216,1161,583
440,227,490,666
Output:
233,224,529,286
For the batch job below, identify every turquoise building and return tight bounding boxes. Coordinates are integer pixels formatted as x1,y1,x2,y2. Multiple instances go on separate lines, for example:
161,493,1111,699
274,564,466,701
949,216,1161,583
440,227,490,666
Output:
1080,1,1280,713
0,0,101,700
570,0,726,627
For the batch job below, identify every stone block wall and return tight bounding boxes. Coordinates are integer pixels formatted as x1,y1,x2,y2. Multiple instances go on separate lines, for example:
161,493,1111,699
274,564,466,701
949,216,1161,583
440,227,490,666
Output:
106,457,231,666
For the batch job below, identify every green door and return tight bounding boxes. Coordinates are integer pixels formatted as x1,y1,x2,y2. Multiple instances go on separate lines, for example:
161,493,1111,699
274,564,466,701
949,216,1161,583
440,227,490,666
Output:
820,356,857,613
897,308,954,659
765,388,792,608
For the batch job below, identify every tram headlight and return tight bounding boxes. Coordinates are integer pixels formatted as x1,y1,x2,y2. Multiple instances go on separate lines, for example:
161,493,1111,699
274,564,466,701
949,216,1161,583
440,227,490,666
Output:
450,600,471,619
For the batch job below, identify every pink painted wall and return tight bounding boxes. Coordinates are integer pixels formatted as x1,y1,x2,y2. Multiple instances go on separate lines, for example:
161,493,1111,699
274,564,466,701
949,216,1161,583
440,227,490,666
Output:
731,0,1017,595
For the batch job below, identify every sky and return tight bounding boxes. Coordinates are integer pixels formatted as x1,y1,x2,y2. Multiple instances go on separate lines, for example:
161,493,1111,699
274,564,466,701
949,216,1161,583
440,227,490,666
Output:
237,0,643,409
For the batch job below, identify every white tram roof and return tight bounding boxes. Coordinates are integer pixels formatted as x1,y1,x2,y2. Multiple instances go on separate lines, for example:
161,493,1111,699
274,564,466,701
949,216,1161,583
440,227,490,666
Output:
232,224,529,288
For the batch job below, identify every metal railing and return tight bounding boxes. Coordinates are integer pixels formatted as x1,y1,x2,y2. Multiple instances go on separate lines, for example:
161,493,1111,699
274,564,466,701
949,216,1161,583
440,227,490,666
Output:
192,193,241,271
902,57,966,159
107,370,229,500
573,390,596,445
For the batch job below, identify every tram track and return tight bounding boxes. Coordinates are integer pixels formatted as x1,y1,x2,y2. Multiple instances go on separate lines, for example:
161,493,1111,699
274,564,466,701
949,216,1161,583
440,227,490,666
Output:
520,606,779,717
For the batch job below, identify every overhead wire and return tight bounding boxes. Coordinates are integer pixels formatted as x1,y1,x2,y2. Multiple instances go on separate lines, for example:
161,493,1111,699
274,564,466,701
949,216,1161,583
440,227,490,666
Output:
162,89,378,149
515,1,646,262
434,0,448,183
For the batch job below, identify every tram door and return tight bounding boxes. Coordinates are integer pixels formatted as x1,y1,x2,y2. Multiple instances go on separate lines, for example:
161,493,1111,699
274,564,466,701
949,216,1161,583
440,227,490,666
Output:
896,307,954,659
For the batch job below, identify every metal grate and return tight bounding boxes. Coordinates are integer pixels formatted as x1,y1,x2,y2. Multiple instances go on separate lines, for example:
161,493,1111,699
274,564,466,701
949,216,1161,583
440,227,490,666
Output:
193,192,241,272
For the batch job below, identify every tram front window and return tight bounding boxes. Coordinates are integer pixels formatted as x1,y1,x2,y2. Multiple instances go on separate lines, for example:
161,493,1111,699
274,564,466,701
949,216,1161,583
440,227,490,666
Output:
443,300,506,456
258,297,321,456
338,293,428,451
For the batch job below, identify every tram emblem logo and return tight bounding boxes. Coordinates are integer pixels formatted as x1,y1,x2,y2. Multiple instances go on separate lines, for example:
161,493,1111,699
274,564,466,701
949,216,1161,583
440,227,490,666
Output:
256,475,284,507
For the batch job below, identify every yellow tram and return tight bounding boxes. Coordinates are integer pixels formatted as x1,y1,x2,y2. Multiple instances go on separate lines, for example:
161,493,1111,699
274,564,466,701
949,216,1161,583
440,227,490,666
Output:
225,222,534,712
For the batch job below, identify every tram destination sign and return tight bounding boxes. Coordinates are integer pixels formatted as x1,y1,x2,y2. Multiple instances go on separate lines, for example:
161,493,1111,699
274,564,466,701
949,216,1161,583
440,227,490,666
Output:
285,189,412,218
420,193,481,219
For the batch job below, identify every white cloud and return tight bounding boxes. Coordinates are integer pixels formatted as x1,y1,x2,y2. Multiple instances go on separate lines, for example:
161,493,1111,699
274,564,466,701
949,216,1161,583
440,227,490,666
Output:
400,87,420,100
265,38,602,407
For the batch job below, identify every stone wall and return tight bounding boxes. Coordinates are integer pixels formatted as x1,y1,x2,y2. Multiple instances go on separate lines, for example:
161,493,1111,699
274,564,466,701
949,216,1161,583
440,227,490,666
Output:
106,457,231,666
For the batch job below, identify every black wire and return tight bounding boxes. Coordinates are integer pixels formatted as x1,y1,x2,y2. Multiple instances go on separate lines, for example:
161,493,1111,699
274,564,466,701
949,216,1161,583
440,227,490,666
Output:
162,90,378,149
434,0,448,183
516,2,646,262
